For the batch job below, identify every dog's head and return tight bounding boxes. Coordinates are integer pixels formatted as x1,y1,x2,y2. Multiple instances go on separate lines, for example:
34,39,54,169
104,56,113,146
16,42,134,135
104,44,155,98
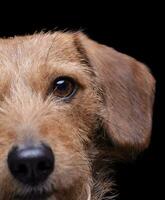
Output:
0,32,155,200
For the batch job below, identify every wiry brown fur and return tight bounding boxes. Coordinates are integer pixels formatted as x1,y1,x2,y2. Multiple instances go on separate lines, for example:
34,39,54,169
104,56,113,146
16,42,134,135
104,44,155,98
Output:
0,31,155,200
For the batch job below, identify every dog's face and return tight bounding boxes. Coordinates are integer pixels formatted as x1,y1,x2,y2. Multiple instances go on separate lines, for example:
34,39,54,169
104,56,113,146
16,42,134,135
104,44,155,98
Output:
0,32,155,200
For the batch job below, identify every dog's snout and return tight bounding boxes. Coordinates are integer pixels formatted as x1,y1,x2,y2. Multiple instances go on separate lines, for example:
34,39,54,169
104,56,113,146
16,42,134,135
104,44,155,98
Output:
7,144,54,186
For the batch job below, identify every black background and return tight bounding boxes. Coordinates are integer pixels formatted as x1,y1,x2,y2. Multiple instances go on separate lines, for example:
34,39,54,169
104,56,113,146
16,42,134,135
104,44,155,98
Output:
0,2,163,200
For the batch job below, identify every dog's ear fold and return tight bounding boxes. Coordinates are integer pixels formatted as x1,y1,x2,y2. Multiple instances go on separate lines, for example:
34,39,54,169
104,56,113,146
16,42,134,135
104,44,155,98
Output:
77,32,155,152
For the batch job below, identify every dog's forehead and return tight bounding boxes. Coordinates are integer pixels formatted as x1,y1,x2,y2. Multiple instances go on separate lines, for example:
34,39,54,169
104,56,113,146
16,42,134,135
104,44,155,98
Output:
0,32,80,72
0,32,93,95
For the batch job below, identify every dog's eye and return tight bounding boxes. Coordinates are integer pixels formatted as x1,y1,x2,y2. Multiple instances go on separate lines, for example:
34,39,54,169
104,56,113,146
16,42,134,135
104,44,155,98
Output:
51,77,77,99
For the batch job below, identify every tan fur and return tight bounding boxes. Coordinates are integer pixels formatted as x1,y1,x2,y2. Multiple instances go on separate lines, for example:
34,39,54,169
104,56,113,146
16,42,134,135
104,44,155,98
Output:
0,31,155,200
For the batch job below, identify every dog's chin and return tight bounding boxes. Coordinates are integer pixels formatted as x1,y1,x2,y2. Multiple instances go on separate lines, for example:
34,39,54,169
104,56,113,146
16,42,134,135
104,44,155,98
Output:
13,189,55,200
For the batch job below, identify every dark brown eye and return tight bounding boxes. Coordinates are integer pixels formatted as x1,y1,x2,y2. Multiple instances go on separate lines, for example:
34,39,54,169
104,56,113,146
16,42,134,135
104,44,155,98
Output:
51,77,77,99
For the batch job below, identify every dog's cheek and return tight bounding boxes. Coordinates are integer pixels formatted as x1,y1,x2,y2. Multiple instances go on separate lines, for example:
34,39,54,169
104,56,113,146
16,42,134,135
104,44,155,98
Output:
40,89,100,190
71,87,102,132
39,121,91,189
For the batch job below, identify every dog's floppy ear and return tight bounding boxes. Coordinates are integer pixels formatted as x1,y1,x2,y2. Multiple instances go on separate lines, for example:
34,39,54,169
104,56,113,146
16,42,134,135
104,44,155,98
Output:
77,32,155,151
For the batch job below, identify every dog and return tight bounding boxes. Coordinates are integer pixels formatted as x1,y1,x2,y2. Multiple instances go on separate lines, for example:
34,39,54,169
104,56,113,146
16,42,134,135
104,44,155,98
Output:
0,31,155,200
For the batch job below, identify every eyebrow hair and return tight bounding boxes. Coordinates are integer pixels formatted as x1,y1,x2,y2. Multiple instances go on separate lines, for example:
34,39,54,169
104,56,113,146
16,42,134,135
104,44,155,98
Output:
73,33,96,77
44,34,59,65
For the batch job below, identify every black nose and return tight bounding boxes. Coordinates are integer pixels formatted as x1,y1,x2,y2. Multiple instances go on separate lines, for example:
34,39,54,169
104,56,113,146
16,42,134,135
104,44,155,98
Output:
7,144,54,186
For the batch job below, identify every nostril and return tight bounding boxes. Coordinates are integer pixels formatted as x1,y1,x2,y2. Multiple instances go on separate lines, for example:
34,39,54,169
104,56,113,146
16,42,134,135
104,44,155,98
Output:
7,144,55,186
38,161,52,172
14,163,28,175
